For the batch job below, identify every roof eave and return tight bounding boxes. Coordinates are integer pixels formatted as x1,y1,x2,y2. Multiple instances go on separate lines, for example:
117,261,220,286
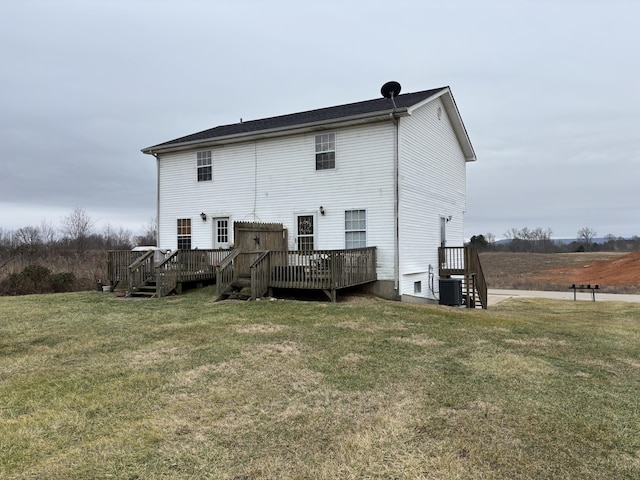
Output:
142,108,410,155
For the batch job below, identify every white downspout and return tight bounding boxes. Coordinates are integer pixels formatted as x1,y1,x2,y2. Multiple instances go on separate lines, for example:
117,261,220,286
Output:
390,112,399,293
154,153,160,247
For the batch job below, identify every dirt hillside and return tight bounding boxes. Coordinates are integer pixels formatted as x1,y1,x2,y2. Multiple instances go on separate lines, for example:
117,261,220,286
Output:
479,251,640,293
533,251,640,286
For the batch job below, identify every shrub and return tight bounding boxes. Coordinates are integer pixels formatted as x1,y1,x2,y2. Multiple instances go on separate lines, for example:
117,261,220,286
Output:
50,272,77,293
0,265,51,295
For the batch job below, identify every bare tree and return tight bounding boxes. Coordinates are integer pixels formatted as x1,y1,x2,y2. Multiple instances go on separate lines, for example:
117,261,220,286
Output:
103,223,133,250
14,226,42,247
61,207,95,255
577,227,596,251
484,232,496,245
135,217,157,246
39,219,56,245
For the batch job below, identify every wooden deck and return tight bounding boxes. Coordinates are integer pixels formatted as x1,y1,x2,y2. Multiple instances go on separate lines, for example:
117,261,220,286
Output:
438,246,488,309
107,249,232,297
108,247,377,301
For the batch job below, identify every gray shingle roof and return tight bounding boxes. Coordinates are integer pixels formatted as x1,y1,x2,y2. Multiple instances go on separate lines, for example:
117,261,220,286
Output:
144,87,448,152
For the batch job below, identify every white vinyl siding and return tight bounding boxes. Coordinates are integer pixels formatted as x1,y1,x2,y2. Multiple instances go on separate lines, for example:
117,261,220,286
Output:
397,96,467,300
157,123,396,280
154,90,473,301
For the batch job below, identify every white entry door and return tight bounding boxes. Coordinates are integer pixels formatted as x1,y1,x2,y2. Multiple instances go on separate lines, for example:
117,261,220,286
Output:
213,218,230,249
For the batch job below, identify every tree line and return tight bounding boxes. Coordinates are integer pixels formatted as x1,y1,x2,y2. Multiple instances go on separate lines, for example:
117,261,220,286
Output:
0,208,156,295
468,226,640,253
0,208,156,257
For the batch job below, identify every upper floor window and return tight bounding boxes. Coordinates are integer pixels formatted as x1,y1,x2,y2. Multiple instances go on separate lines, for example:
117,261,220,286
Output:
315,133,335,170
345,209,366,249
197,151,212,182
177,218,192,249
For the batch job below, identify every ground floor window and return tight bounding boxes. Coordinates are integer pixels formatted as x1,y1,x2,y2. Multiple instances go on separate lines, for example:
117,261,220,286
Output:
345,209,366,248
177,218,191,249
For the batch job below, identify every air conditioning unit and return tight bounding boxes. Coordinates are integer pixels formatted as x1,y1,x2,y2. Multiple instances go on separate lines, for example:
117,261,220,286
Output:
439,278,462,306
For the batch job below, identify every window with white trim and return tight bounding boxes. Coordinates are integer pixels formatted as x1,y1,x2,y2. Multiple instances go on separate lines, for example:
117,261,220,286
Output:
315,133,335,170
345,210,366,249
177,218,192,249
197,151,212,182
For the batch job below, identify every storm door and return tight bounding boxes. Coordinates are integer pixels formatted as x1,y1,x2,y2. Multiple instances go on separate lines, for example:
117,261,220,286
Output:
296,215,315,251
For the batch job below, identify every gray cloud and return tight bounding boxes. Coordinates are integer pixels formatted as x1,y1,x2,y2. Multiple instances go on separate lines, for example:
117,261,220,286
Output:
1,0,638,240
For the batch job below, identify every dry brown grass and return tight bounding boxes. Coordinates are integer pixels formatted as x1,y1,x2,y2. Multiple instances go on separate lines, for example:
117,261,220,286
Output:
1,289,639,479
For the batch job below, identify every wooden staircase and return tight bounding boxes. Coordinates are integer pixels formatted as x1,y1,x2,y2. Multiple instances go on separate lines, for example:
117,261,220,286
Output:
219,275,253,301
439,246,488,309
461,274,482,308
129,280,159,298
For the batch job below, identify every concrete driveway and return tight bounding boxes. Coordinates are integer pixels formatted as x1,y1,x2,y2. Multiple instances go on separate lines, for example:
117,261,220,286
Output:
488,289,640,307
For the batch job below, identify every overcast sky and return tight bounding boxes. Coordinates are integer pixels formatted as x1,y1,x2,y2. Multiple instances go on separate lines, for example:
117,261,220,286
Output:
1,0,638,241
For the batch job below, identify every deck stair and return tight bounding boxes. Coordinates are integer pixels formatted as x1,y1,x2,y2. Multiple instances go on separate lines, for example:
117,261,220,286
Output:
129,280,158,298
218,275,253,301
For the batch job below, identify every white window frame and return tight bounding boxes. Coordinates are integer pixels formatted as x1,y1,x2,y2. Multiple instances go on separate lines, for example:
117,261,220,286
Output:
345,209,367,249
197,151,212,182
177,218,192,250
315,133,335,170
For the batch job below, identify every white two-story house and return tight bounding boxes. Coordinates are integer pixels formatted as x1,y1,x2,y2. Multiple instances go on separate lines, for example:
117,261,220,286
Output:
140,84,482,305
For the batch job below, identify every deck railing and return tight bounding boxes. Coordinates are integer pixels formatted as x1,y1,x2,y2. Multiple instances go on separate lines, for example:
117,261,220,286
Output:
156,249,234,297
467,248,488,309
268,247,377,290
155,250,180,297
109,247,376,300
215,249,240,300
109,249,234,297
128,250,155,294
250,251,271,300
107,250,148,289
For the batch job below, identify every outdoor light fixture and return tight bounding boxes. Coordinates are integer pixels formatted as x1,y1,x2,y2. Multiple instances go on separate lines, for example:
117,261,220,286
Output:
319,206,325,215
200,212,207,221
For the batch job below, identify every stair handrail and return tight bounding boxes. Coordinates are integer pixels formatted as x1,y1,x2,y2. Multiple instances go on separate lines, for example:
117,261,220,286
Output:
155,250,180,297
465,246,488,309
250,251,271,300
215,249,240,301
128,250,155,294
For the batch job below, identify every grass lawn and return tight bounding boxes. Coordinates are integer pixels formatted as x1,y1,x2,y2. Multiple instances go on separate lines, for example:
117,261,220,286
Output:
1,289,638,479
